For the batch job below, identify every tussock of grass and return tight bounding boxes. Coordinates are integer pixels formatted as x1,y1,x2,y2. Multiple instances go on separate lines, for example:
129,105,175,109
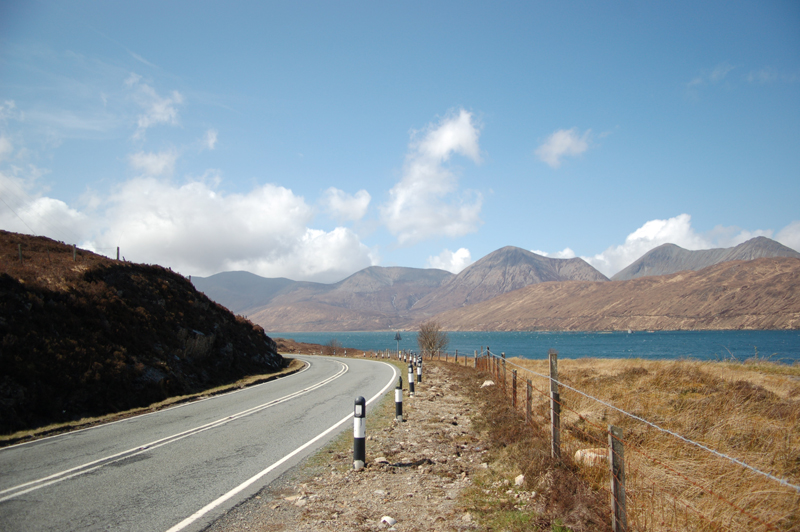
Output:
446,361,608,531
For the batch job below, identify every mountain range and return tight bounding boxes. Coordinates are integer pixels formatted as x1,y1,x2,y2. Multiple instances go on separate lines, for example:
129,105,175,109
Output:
432,257,800,331
611,236,800,280
192,237,800,332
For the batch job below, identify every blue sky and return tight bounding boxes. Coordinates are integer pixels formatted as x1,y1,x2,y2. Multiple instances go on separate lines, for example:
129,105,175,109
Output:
1,1,799,282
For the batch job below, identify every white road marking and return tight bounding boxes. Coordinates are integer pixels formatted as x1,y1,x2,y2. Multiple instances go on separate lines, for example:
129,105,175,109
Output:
0,360,346,502
164,361,399,532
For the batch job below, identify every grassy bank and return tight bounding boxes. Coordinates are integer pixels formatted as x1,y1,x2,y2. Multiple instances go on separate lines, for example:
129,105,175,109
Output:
479,356,800,531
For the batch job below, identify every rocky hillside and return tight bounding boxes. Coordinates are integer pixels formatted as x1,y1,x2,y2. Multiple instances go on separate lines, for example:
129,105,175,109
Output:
0,230,283,434
408,246,609,317
430,257,800,331
611,236,800,280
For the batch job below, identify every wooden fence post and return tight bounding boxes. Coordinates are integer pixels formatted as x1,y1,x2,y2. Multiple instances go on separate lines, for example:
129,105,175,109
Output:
526,379,532,424
549,349,561,460
512,370,517,408
117,246,120,261
501,353,506,390
609,425,627,532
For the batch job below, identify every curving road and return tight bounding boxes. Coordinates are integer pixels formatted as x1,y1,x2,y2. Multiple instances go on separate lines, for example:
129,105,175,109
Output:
0,355,397,532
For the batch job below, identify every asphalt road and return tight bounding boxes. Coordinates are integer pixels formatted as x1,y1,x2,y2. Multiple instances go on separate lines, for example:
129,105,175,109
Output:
0,355,398,532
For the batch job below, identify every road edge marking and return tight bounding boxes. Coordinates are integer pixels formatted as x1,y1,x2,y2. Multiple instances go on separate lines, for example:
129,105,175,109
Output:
164,361,399,532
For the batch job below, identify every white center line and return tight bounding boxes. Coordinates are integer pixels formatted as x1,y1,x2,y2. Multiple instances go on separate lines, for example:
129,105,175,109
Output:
0,360,347,503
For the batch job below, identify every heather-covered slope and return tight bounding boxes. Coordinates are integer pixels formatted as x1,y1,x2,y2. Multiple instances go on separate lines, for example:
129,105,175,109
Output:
430,257,800,331
0,230,283,434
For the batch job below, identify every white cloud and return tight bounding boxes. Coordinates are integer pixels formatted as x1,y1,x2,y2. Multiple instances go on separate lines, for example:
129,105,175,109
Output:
426,248,472,273
128,149,179,177
0,100,18,121
204,129,218,150
710,63,735,83
380,109,483,245
126,74,184,140
747,67,779,84
776,221,800,252
0,167,87,241
688,62,736,88
322,187,371,222
746,67,799,85
532,247,576,259
83,178,376,282
535,128,591,169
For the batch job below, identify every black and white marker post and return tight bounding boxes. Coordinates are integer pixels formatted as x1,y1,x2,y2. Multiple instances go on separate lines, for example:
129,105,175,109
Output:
417,356,422,383
395,377,403,422
353,396,366,470
408,363,415,396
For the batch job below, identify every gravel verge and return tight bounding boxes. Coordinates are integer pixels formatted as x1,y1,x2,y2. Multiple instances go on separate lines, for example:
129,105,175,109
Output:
206,362,494,532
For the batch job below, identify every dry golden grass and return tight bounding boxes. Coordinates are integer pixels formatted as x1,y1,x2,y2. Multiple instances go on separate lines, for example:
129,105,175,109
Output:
484,356,800,531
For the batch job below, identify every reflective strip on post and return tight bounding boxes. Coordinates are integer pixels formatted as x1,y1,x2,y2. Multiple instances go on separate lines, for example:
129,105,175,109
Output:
395,377,403,422
353,396,366,470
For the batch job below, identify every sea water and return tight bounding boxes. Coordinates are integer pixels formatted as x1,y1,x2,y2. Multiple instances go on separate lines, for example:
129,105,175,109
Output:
270,330,800,365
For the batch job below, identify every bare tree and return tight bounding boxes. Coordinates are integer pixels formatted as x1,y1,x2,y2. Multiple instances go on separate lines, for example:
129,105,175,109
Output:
324,338,342,356
417,321,449,356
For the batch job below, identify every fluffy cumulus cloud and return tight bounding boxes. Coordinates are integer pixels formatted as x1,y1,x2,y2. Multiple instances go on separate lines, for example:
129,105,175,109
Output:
535,128,591,169
84,179,376,282
426,247,473,273
321,187,371,222
0,163,88,241
128,148,179,177
579,213,789,276
125,73,184,140
380,109,483,245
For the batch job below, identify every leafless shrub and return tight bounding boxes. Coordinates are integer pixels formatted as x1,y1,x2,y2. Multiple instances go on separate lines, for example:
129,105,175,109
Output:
417,320,449,356
323,338,342,356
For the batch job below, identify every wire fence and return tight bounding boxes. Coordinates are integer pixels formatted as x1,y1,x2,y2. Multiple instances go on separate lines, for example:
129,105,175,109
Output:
421,347,800,532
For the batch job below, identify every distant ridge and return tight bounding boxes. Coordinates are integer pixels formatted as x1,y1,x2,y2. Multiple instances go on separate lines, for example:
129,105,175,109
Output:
194,246,608,331
409,246,609,317
431,257,800,331
191,271,297,315
195,266,454,332
611,237,800,281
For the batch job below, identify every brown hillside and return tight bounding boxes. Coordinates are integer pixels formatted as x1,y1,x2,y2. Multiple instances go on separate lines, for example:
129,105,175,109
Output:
0,230,283,434
429,257,800,331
